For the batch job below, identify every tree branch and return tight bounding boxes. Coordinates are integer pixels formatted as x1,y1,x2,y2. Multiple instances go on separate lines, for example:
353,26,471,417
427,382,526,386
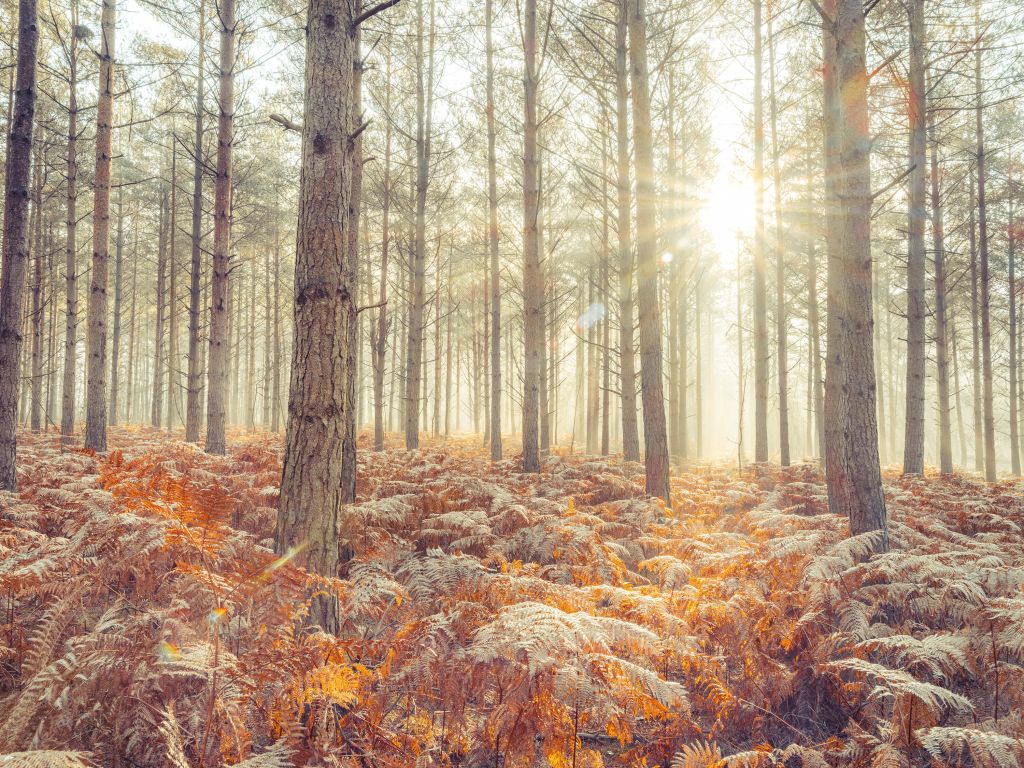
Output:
353,0,401,28
269,113,302,132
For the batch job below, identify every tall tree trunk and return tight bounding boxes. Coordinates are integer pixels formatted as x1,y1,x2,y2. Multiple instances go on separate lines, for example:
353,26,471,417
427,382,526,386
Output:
752,0,769,463
60,0,79,443
29,154,43,433
167,141,179,433
902,0,927,475
125,227,138,423
614,0,640,462
928,99,952,474
822,0,888,549
152,174,168,428
768,13,789,466
271,192,282,433
521,0,542,472
372,51,392,452
405,0,434,450
84,0,116,452
974,3,996,481
627,0,670,503
1009,170,1019,475
969,167,982,471
186,0,206,443
275,0,360,632
951,310,967,466
538,149,550,454
109,191,123,426
486,0,501,459
205,0,234,454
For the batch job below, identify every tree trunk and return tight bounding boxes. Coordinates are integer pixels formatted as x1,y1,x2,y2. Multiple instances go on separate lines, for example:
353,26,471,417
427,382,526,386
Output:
822,0,888,549
152,174,168,428
186,0,206,443
486,0,501,459
752,0,769,463
928,99,952,474
902,0,927,475
614,0,640,462
60,1,78,443
275,0,359,632
768,14,789,466
974,3,996,481
84,0,116,452
109,191,124,426
627,0,670,504
969,167,982,471
521,0,542,472
372,51,392,451
167,141,179,433
125,227,138,423
405,0,434,451
205,0,234,455
1010,177,1019,476
29,154,43,433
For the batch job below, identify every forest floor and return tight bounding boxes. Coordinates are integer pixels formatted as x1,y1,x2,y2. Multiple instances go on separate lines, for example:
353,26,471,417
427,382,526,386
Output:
1,427,1023,768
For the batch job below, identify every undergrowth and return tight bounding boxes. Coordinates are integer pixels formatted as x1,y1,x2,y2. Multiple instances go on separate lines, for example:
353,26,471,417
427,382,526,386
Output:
1,428,1022,767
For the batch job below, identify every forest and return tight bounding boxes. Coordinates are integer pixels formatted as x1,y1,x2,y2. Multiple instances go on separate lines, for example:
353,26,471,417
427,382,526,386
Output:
1,0,1024,764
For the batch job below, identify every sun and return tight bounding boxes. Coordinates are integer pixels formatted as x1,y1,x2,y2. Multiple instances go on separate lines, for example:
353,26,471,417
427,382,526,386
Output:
703,166,756,267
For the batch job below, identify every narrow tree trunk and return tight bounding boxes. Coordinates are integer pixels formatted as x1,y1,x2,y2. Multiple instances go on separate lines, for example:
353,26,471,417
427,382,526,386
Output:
152,174,168,428
271,193,282,433
125,227,138,424
84,0,116,452
372,51,392,451
405,0,434,450
752,0,769,463
969,167,983,471
29,156,43,433
108,191,124,426
615,1,640,462
821,0,888,549
974,3,996,481
275,0,359,632
486,0,501,460
521,0,542,472
205,0,235,455
768,14,789,466
167,141,179,433
186,0,206,443
1009,175,1019,475
627,0,670,504
928,99,952,474
951,310,967,466
902,0,927,475
60,1,78,443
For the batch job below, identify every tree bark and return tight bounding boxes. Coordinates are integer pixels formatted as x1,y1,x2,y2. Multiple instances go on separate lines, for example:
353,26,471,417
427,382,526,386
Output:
768,13,789,466
60,1,78,443
614,0,640,462
109,191,123,426
372,50,392,452
186,0,206,443
486,0,502,460
821,0,888,549
752,0,769,464
84,0,116,452
928,99,952,474
205,0,235,455
275,0,359,633
404,0,434,450
521,0,542,472
627,0,670,504
152,173,168,428
974,2,996,481
902,0,927,475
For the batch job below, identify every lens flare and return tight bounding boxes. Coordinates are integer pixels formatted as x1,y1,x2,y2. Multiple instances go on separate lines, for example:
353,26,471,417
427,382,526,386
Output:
576,302,606,331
